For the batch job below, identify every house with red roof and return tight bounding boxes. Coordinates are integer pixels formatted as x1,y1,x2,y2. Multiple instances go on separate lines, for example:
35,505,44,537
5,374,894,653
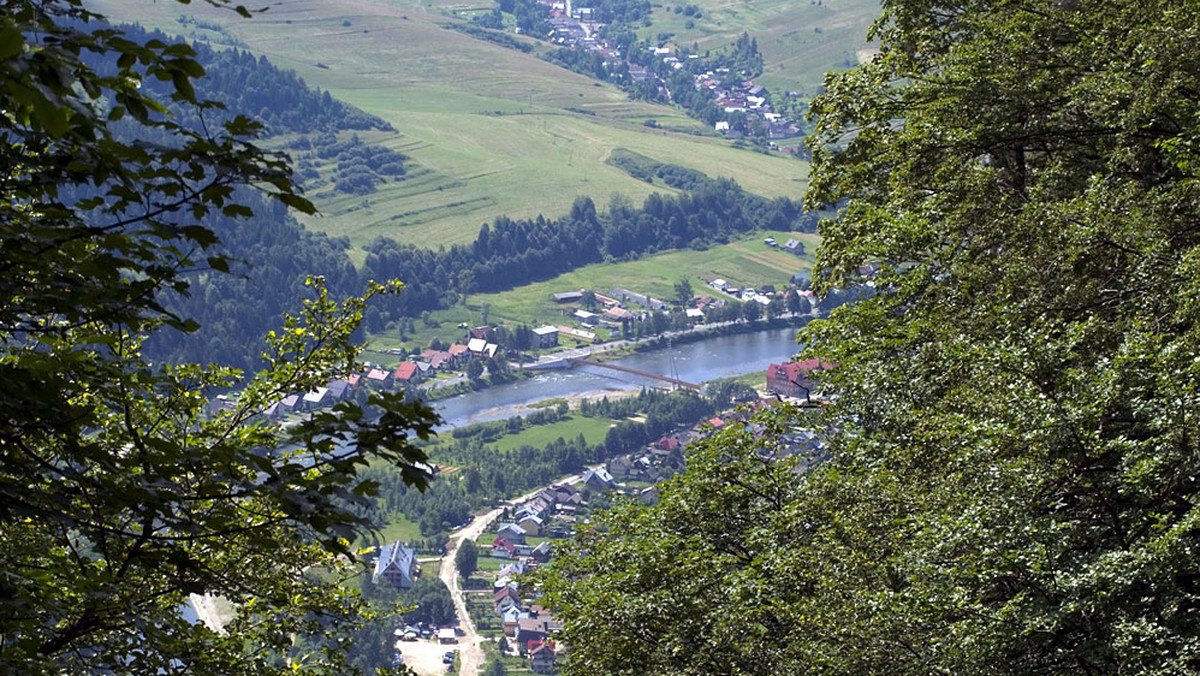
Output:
393,361,422,384
766,359,836,398
491,537,518,559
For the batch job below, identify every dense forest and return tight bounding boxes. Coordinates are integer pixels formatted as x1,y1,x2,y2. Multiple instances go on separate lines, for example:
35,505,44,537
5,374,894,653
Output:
541,1,1200,674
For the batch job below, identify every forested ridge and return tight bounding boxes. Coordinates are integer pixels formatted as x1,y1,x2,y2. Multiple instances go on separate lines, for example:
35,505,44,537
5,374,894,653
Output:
541,1,1200,674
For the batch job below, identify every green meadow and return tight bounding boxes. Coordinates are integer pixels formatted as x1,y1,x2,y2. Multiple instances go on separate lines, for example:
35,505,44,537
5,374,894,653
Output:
92,0,847,250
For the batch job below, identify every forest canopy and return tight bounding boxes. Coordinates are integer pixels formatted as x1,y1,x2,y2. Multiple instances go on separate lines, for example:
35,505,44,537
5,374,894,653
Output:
542,1,1200,674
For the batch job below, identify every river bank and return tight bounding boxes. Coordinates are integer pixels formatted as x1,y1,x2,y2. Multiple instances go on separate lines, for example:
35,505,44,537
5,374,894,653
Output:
430,323,806,429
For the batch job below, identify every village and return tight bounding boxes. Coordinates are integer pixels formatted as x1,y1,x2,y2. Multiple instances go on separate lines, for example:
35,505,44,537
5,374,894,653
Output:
206,237,827,425
537,1,805,143
367,354,833,674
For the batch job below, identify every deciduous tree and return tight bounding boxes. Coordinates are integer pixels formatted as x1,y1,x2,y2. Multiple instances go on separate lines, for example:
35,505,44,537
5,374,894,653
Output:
0,2,438,673
541,1,1200,673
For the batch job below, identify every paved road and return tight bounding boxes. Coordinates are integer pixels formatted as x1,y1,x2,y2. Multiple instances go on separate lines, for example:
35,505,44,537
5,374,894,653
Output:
437,472,589,676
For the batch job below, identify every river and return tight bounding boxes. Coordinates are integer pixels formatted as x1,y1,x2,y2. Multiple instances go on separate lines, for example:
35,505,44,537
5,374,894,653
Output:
433,325,805,429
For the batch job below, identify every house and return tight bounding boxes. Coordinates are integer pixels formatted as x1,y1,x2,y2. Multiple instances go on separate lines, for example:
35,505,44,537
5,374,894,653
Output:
372,542,417,589
302,387,330,410
655,437,680,452
529,641,557,673
502,606,528,636
492,538,518,559
602,307,632,321
467,337,488,355
583,467,615,490
209,395,237,416
532,326,559,349
517,515,544,536
366,368,391,388
573,309,598,322
496,523,527,544
326,379,351,401
783,238,806,255
766,359,837,398
686,308,705,319
516,614,564,652
280,393,300,412
468,326,493,341
497,560,526,580
607,455,633,479
393,361,421,384
550,484,580,503
493,585,521,613
346,373,362,388
437,627,457,644
708,278,729,292
447,343,470,364
640,486,661,506
530,541,552,563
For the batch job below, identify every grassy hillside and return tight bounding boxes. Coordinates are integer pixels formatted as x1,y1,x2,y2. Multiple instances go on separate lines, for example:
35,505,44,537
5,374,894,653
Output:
641,0,880,95
92,0,816,249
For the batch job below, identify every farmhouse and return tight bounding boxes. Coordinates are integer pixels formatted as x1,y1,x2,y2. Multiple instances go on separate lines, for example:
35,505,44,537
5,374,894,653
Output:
372,542,417,589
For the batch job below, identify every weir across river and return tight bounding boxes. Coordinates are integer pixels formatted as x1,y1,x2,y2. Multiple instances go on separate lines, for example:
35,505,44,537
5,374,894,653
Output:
566,358,701,390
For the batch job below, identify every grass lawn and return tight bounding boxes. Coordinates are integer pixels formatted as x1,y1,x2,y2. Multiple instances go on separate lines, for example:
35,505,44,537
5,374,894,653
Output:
475,555,512,571
487,415,617,452
374,516,423,545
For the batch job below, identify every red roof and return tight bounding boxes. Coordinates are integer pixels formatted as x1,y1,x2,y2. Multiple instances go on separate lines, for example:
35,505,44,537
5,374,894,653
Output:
448,344,470,356
767,359,836,384
708,417,725,428
394,362,418,381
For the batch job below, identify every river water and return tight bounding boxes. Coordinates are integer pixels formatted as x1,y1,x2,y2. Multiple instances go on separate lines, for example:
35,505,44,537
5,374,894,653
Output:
433,325,805,429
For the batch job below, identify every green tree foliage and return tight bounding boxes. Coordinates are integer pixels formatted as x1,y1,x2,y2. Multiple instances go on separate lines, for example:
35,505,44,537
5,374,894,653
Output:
483,656,508,676
466,358,484,381
541,1,1200,673
456,539,479,578
0,2,437,673
673,278,694,306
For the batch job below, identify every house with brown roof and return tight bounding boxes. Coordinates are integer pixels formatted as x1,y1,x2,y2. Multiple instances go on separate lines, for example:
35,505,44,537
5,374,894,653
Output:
447,343,470,361
529,641,557,673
